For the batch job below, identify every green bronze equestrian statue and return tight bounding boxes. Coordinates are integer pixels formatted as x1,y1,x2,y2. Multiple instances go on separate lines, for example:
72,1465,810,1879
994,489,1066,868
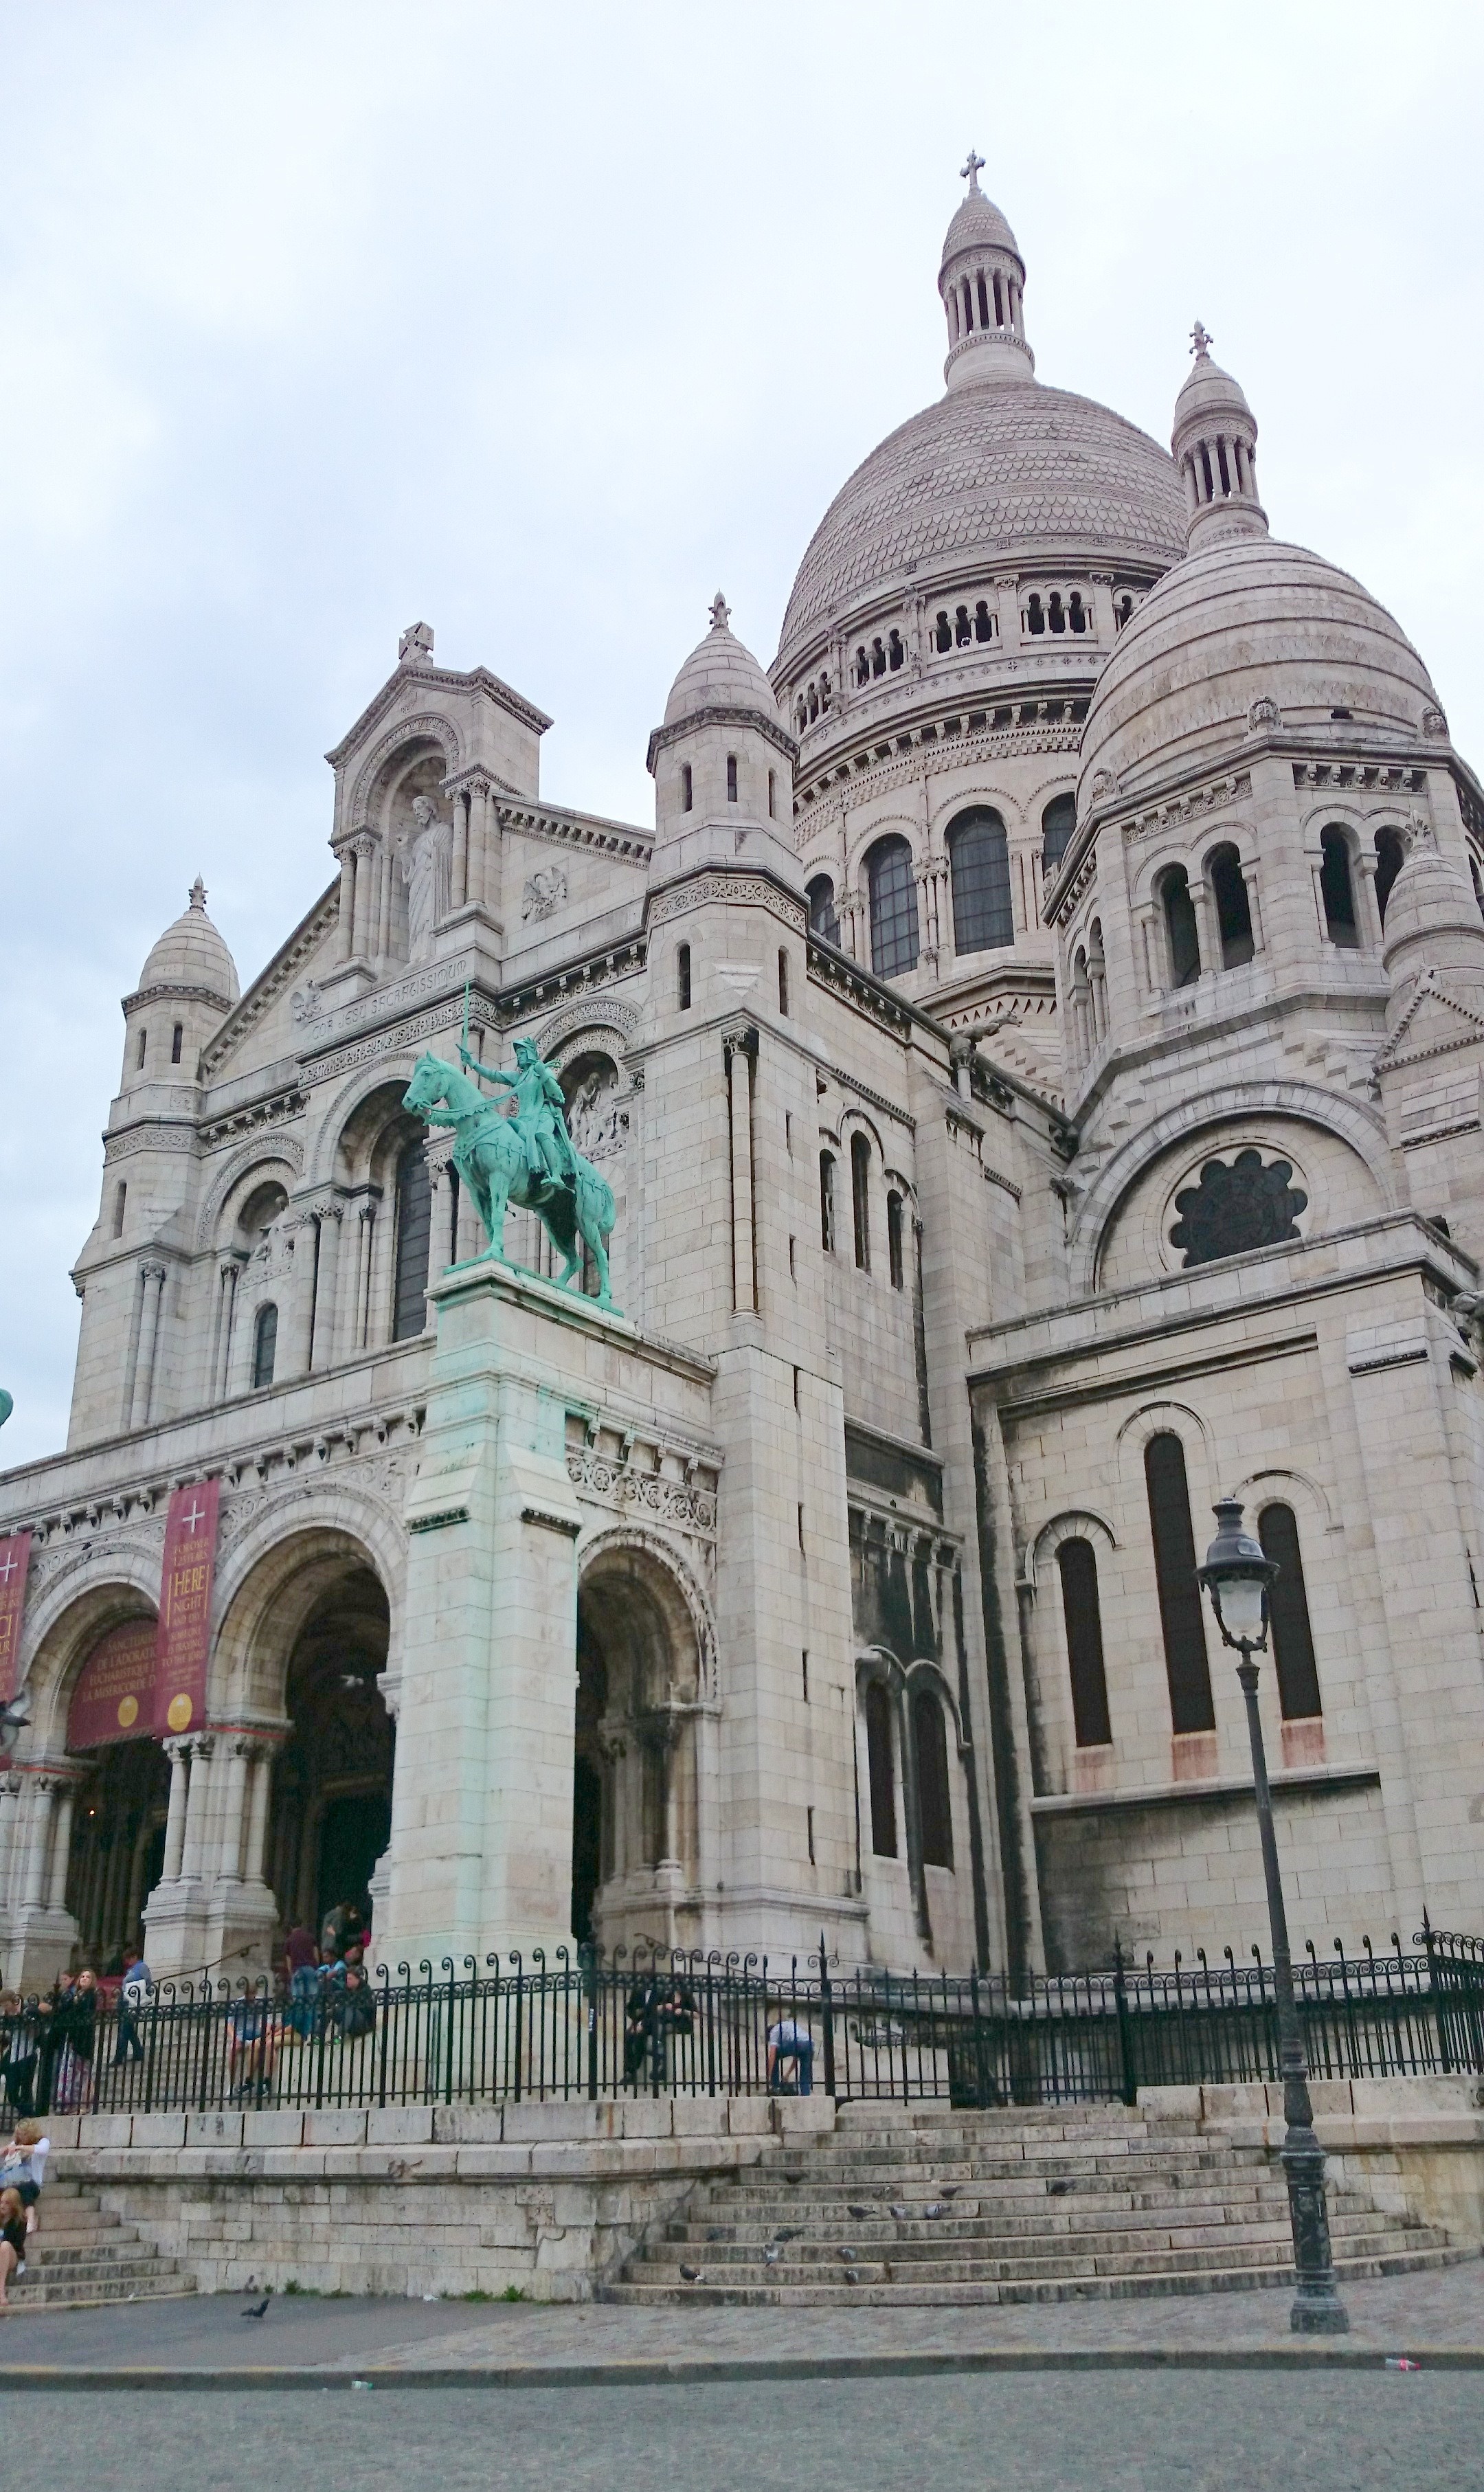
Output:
401,1042,618,1309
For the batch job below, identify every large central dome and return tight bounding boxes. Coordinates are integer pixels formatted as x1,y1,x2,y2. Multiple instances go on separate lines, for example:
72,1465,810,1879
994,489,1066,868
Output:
776,383,1187,669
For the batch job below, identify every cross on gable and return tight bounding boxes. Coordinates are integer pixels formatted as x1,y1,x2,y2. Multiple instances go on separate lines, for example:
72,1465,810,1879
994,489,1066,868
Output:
960,149,985,192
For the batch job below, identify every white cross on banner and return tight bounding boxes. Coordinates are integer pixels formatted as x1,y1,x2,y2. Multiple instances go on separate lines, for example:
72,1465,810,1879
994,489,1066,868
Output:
0,1531,32,1708
154,1482,220,1737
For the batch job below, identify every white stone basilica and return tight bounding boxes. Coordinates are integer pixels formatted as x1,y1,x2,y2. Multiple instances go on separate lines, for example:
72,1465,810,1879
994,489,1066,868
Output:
3,164,1484,1990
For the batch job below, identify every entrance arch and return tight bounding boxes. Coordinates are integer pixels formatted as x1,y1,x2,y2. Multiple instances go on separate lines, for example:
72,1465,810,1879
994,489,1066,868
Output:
62,1613,169,1971
574,1537,712,1952
265,1562,393,1942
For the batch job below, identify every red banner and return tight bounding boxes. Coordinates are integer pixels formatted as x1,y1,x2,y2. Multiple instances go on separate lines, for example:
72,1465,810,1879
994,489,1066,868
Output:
0,1531,31,1707
67,1616,158,1751
153,1481,220,1737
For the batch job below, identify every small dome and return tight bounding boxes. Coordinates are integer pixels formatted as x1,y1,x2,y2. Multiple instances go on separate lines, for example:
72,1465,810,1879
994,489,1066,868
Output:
663,594,781,729
1381,839,1484,961
1173,325,1254,436
137,877,240,1006
940,186,1022,271
1078,537,1443,810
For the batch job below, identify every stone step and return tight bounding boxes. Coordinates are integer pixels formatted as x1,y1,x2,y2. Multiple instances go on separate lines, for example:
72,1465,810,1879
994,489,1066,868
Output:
661,2209,1427,2257
632,2224,1450,2285
602,2246,1468,2309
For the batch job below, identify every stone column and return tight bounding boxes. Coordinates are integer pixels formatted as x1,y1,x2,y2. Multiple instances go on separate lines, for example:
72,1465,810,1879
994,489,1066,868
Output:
179,1736,215,1885
309,1200,344,1370
1241,862,1265,955
243,1742,274,1885
451,790,469,912
1188,878,1215,978
161,1740,191,1883
45,1784,76,1914
350,834,376,957
334,844,357,962
376,836,395,961
1355,851,1384,950
726,1032,757,1315
212,1259,241,1402
282,1213,318,1380
0,1774,21,1911
350,1200,377,1354
19,1781,54,1910
129,1263,167,1430
216,1740,251,1883
466,781,494,912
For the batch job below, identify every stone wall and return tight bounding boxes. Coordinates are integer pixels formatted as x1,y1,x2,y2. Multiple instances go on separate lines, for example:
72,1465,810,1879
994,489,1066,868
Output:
45,2093,833,2300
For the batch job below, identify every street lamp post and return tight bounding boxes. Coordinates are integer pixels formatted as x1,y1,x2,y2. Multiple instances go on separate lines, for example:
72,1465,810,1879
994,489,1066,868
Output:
1196,1496,1349,2337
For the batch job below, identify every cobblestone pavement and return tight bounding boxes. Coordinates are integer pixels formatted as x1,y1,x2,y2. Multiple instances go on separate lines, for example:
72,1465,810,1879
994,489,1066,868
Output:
0,2258,1479,2377
0,2375,1477,2492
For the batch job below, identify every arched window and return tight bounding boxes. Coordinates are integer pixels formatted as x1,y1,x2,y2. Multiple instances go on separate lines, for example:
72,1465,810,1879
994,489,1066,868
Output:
1042,793,1076,874
1068,592,1087,634
1320,828,1359,945
1257,1503,1323,1720
864,1681,897,1856
1364,827,1404,927
856,644,870,684
677,942,692,1010
913,1687,954,1868
871,638,886,677
949,807,1013,954
1048,592,1066,635
251,1302,278,1390
1056,1538,1112,1747
1116,592,1134,629
681,763,693,813
807,874,840,944
974,600,994,642
1026,594,1046,636
934,611,952,653
726,754,739,803
392,1139,432,1342
1143,1433,1215,1734
867,836,919,978
1209,844,1255,968
820,1150,836,1253
888,629,904,670
887,1189,905,1290
850,1132,871,1270
778,948,789,1015
955,605,972,647
1159,865,1201,988
170,1022,183,1065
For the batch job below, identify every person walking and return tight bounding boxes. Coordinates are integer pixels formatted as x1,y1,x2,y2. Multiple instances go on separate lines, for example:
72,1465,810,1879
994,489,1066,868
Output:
114,1942,151,2067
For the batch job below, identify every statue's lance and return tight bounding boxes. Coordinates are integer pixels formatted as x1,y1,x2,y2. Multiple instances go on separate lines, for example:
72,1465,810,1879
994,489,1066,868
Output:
461,976,471,1064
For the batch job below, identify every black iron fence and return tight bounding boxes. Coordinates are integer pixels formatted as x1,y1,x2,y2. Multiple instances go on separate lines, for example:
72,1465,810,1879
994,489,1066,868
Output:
2,1926,1481,2120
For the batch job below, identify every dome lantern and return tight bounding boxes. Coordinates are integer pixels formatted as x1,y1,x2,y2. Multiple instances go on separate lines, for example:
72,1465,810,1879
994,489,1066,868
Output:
1173,324,1267,550
938,152,1034,392
120,877,239,1094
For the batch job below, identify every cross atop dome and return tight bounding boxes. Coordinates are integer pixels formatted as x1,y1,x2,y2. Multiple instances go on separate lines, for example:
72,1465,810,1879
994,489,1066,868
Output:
960,149,985,193
188,875,207,912
708,591,732,634
1190,319,1214,361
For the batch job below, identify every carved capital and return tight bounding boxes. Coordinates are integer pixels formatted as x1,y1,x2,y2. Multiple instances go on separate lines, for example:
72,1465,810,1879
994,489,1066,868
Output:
140,1261,167,1286
350,833,377,862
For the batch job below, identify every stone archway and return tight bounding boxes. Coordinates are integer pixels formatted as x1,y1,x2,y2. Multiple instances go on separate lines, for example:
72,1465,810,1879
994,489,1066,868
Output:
265,1563,392,1944
574,1539,708,1955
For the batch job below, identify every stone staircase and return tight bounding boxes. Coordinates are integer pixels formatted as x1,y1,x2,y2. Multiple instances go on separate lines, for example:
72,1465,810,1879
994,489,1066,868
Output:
605,2102,1463,2307
5,2177,192,2310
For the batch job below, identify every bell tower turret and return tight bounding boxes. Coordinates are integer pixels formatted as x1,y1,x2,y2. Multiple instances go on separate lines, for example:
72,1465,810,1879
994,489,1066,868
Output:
939,152,1034,392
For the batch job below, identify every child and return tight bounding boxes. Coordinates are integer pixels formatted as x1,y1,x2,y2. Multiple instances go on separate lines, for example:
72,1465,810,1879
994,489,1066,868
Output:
1,2118,49,2242
0,2187,27,2304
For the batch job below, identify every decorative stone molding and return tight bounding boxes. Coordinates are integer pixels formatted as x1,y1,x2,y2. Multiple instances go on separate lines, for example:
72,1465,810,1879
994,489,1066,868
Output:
498,800,651,866
649,876,807,934
566,1446,718,1538
102,1123,198,1163
195,1137,305,1250
345,711,463,831
534,996,640,1056
199,1088,308,1151
1291,761,1426,794
200,888,341,1083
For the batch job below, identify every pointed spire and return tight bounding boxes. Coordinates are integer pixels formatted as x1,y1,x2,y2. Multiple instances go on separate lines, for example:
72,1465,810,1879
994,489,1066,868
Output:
938,166,1033,390
188,876,207,913
1172,328,1266,550
708,590,732,634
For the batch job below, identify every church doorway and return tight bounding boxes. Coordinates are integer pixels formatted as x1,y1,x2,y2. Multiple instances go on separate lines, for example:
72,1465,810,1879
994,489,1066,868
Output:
265,1563,393,1941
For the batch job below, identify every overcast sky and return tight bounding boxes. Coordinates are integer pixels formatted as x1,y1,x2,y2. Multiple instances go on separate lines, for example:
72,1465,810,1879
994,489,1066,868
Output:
1,1,1481,1467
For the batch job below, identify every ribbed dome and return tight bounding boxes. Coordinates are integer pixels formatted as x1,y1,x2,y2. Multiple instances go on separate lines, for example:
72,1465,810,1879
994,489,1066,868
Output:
1381,844,1483,958
664,597,781,728
137,879,240,1006
1078,537,1442,809
1173,335,1254,436
941,188,1021,268
774,385,1186,671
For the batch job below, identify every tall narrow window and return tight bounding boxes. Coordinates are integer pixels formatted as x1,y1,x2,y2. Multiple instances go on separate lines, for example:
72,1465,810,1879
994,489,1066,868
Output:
170,1022,183,1065
1364,827,1404,927
726,752,738,803
948,808,1013,954
914,1688,954,1867
1159,866,1201,989
1144,1433,1215,1733
677,942,692,1010
867,836,919,977
1257,1503,1323,1719
1209,844,1255,968
1057,1538,1112,1746
807,874,840,944
767,767,776,818
865,1681,897,1856
111,1181,127,1239
251,1302,278,1390
1320,828,1360,945
850,1132,871,1270
886,1189,905,1290
680,762,693,812
1041,793,1076,875
778,948,789,1015
135,1028,147,1070
820,1150,835,1253
392,1139,432,1343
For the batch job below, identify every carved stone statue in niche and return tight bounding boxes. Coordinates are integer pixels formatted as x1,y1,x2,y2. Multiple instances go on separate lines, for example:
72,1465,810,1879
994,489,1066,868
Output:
563,1058,626,1160
1169,1149,1307,1269
398,794,453,964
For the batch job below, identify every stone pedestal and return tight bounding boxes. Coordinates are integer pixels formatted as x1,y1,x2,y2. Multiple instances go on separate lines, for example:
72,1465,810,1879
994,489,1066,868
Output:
383,1261,631,1972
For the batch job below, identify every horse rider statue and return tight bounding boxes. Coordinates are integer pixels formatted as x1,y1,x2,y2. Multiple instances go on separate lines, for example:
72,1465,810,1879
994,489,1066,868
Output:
458,1035,578,1199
